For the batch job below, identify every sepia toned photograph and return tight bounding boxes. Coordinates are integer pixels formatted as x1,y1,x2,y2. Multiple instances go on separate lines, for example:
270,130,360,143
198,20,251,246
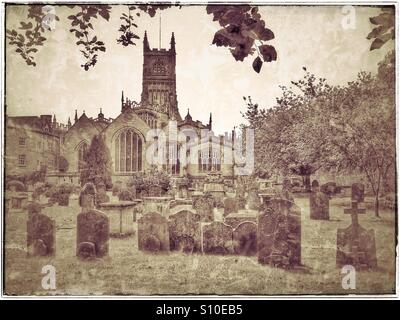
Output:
1,1,397,297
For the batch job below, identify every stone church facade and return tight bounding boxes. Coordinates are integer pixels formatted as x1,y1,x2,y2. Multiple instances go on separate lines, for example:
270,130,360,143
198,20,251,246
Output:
6,32,235,186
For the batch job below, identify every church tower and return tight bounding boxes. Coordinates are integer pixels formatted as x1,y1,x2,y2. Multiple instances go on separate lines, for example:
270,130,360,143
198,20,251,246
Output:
141,31,181,121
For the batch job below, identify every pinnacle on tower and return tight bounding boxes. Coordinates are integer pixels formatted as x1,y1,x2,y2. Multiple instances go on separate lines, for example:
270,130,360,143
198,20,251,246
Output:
170,32,175,52
74,109,78,123
143,31,150,51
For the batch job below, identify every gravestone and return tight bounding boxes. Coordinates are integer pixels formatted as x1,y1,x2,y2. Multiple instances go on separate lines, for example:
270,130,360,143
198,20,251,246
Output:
224,197,238,216
27,204,55,257
337,184,377,270
138,212,170,253
168,210,201,253
76,185,109,259
193,195,214,222
202,221,233,254
246,190,261,210
351,183,364,202
310,180,330,220
258,197,301,268
233,221,257,256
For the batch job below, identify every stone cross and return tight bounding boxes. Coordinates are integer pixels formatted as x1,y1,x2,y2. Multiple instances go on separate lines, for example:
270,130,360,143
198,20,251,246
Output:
344,201,366,231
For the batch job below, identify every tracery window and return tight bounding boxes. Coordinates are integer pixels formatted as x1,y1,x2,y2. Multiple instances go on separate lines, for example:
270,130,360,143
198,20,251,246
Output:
114,130,142,173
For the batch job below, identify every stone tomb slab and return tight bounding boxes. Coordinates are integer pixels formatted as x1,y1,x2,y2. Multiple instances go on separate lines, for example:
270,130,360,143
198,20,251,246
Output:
77,209,109,259
258,198,301,268
168,210,201,253
97,201,137,237
202,221,233,255
138,212,170,253
142,197,172,217
27,212,55,257
233,221,257,256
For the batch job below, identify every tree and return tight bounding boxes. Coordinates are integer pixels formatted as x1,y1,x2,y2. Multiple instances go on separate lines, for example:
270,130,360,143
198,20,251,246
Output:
243,56,395,217
6,4,276,73
80,134,112,189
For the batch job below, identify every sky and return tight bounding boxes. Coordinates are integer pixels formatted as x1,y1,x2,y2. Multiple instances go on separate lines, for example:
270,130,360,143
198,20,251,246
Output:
5,5,394,134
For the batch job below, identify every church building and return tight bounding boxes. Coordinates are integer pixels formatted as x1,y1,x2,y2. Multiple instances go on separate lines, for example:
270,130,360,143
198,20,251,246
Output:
6,32,236,186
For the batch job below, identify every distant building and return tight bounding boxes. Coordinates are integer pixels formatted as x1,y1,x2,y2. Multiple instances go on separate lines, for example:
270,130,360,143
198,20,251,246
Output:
6,32,235,185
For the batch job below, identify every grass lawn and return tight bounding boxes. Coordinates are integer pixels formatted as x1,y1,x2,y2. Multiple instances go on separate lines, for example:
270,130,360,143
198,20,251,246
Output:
3,196,396,296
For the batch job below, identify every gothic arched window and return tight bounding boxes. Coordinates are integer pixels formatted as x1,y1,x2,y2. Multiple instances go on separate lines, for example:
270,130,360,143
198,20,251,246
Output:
77,141,88,171
114,130,142,172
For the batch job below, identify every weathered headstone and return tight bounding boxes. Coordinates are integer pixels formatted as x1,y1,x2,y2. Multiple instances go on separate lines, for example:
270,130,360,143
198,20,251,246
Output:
138,212,170,253
168,210,201,253
258,197,301,268
233,221,257,256
27,203,55,257
337,185,377,270
224,197,238,216
310,180,330,220
76,184,109,259
193,195,214,222
202,221,233,254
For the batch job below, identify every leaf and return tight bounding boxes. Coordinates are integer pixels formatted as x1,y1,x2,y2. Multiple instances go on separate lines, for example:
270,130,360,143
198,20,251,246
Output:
370,12,394,27
259,44,277,62
370,33,392,50
98,9,110,21
252,56,263,73
19,21,33,30
367,25,390,39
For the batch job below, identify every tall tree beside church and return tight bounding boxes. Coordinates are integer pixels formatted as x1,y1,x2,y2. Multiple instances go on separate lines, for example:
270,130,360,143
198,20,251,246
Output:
80,134,112,189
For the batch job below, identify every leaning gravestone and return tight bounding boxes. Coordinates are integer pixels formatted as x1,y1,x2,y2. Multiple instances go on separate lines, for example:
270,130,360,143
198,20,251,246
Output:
258,197,301,268
193,195,214,222
337,183,377,270
202,221,233,255
310,180,330,220
233,221,257,256
138,212,170,253
76,183,109,260
224,197,238,216
168,210,201,253
27,202,55,257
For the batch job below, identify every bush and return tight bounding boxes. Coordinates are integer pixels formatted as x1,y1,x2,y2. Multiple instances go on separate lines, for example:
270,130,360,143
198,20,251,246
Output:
45,183,74,205
128,168,171,195
6,180,27,192
118,188,135,201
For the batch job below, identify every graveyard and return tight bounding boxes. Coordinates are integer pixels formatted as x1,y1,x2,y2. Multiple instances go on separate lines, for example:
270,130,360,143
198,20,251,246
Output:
4,180,396,296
